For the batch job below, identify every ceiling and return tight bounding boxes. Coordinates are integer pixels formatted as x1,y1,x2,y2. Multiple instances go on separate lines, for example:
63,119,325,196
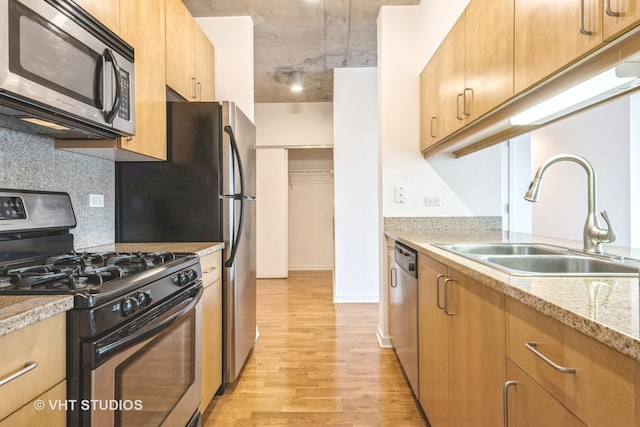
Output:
183,0,420,103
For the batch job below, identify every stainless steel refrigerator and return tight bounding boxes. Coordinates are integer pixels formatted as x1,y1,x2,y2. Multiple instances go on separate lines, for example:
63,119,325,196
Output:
115,101,256,386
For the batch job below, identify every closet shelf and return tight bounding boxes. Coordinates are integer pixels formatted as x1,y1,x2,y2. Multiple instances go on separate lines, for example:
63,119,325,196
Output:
288,169,334,187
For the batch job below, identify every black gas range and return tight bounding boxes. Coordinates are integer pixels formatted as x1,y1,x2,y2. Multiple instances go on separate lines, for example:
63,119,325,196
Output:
0,189,203,426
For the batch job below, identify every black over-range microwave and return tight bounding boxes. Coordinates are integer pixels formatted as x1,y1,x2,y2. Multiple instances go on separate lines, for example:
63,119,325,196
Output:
0,0,135,139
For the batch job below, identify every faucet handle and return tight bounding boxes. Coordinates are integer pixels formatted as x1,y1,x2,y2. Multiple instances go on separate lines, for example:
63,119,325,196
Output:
599,210,617,243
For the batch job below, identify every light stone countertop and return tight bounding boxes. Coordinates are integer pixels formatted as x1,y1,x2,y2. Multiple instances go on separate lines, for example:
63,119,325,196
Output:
385,228,640,361
0,242,223,337
81,242,225,257
0,295,73,337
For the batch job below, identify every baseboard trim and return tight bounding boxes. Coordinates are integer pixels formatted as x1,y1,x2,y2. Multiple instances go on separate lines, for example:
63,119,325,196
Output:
376,326,393,348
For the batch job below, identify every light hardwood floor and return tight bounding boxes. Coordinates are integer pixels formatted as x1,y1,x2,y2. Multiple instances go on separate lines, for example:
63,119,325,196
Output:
202,270,427,426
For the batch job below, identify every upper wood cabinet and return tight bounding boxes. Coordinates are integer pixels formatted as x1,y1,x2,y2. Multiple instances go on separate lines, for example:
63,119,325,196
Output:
118,0,167,160
166,0,197,101
514,0,605,94
166,0,216,102
419,14,465,152
56,0,168,160
419,0,513,152
603,0,640,40
73,0,120,33
464,0,514,123
195,26,216,102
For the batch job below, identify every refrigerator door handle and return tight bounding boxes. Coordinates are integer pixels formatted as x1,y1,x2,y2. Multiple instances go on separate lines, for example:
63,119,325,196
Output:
223,125,246,268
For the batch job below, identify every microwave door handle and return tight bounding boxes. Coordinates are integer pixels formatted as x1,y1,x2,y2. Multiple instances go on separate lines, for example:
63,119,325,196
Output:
102,48,122,124
223,125,246,268
95,55,105,111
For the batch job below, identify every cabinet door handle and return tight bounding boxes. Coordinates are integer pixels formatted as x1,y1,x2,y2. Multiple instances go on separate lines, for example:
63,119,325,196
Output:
524,342,577,373
580,0,594,35
191,77,198,99
390,267,398,288
456,94,464,120
463,88,473,116
503,380,517,427
430,116,438,138
203,266,218,274
197,81,202,101
605,0,621,16
0,361,37,387
435,274,445,309
443,277,454,316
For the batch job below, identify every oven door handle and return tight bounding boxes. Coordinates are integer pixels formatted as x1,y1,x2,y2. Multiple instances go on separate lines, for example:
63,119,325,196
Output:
94,286,203,364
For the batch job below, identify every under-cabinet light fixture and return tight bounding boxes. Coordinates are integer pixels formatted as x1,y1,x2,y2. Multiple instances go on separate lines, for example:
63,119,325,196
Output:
510,65,640,126
20,117,70,130
291,71,303,92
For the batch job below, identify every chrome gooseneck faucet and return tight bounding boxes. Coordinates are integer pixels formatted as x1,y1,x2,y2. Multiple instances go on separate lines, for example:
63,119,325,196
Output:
524,154,617,254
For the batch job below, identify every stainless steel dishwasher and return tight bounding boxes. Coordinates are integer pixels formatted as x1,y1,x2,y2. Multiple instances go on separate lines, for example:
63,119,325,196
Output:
389,241,419,398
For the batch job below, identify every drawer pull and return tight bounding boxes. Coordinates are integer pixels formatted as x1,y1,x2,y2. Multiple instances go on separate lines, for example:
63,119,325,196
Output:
503,380,517,427
203,266,218,274
443,277,455,316
0,361,37,387
524,342,576,373
435,274,445,309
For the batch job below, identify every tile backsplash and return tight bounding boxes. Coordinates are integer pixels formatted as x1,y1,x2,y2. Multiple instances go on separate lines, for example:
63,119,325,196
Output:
0,126,114,249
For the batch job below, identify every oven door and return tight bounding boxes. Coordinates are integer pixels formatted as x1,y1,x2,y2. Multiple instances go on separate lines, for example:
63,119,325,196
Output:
0,0,135,136
86,284,202,427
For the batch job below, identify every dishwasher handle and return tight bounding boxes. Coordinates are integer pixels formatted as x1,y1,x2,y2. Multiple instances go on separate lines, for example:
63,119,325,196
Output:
394,243,418,278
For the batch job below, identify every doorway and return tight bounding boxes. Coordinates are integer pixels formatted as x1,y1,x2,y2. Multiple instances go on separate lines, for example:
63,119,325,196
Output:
287,148,335,271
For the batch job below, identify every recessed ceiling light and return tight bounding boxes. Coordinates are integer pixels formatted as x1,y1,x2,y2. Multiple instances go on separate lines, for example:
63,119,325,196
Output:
291,71,303,92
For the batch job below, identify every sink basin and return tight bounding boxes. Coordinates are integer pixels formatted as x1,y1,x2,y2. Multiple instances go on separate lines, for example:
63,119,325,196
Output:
480,255,639,277
434,243,639,277
435,243,567,256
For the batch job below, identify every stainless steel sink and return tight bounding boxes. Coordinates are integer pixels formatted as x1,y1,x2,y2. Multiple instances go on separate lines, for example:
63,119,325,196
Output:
435,243,567,256
434,243,639,277
480,255,639,276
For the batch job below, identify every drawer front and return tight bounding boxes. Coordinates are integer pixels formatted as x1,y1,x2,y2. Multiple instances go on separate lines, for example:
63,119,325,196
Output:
506,299,636,426
0,313,66,420
0,381,66,426
200,251,222,287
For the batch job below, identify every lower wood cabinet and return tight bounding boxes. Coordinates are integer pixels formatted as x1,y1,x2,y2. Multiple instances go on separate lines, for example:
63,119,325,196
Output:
0,313,66,425
504,359,586,427
506,298,637,426
200,251,223,413
417,254,506,426
416,251,640,426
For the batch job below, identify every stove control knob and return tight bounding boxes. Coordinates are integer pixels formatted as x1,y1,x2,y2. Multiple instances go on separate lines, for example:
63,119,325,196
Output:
121,296,139,317
179,272,189,285
137,291,152,308
186,269,197,281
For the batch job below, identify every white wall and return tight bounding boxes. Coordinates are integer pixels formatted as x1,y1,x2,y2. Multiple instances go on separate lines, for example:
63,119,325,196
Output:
334,67,379,303
378,2,503,219
528,97,632,247
196,17,255,121
256,148,288,278
254,103,334,278
254,103,334,147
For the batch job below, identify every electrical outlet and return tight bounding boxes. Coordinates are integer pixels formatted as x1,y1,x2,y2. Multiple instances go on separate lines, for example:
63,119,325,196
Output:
89,194,104,208
394,186,407,203
425,196,440,206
